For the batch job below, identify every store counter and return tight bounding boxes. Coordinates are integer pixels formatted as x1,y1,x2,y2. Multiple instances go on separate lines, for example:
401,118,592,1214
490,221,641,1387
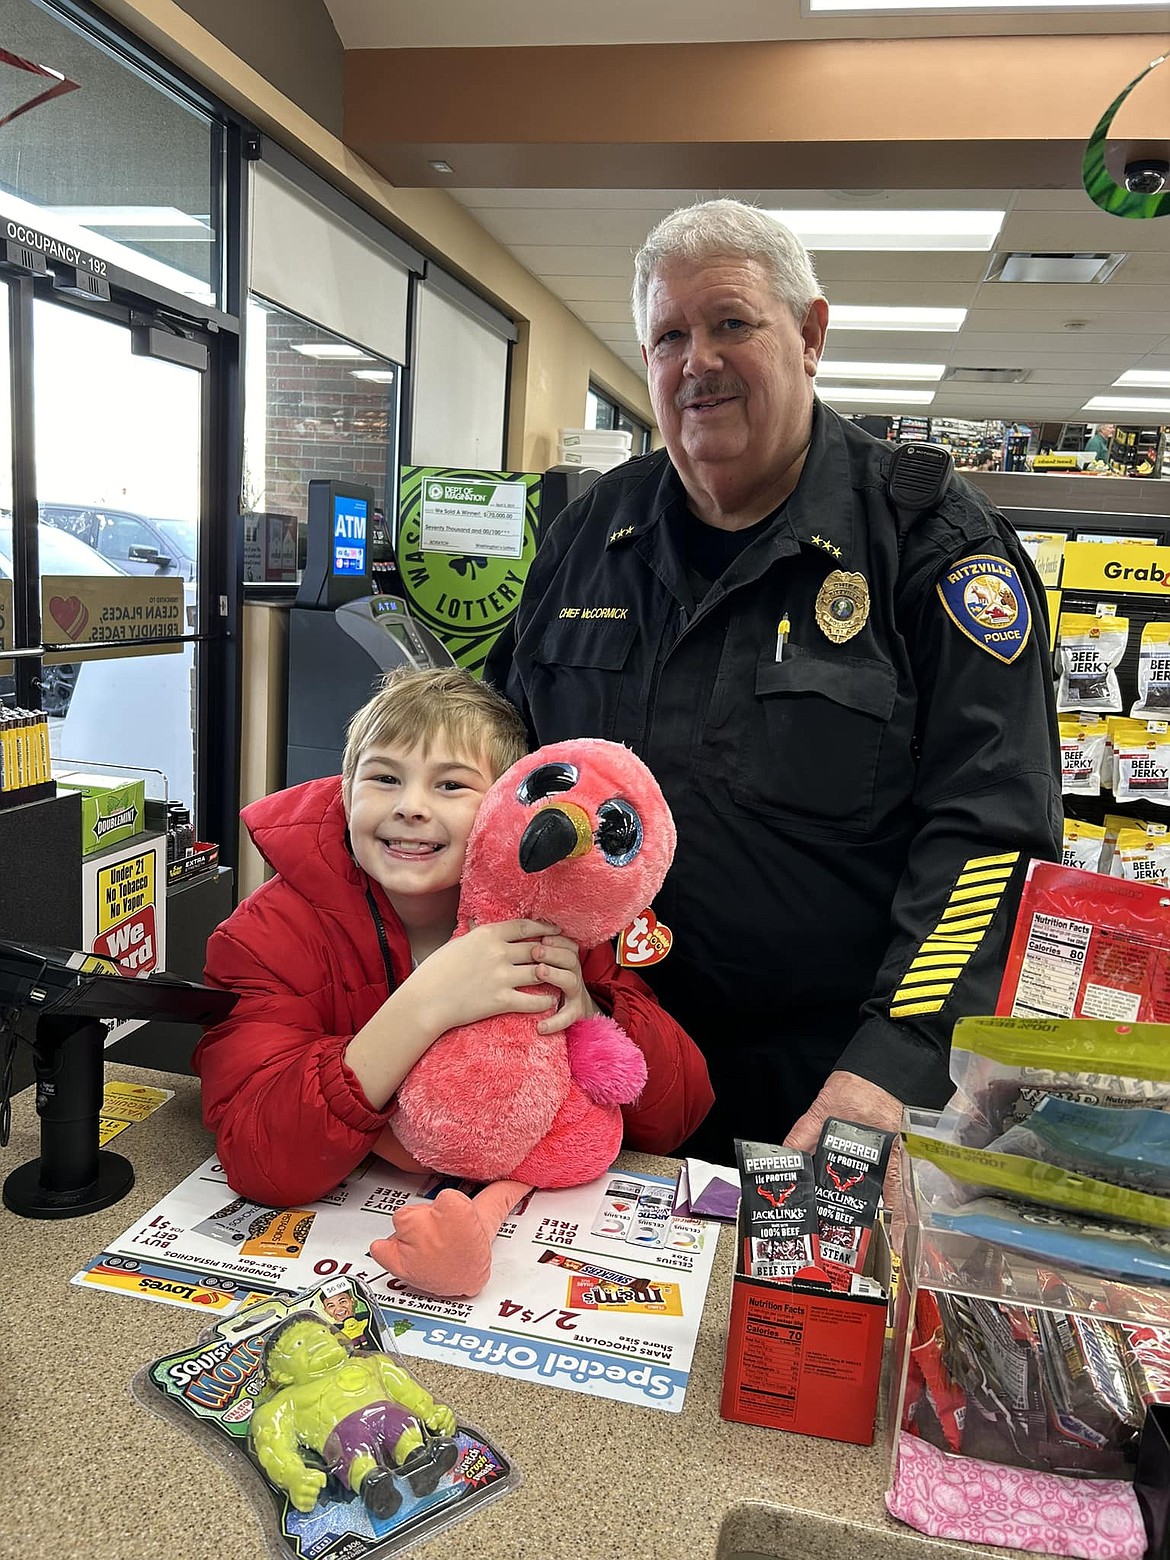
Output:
0,1068,1017,1560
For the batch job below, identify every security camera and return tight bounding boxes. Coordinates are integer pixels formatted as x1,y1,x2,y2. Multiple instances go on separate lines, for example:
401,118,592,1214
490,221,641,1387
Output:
1124,158,1169,195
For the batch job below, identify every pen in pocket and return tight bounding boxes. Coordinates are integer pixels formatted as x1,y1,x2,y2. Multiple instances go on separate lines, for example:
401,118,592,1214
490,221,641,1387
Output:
775,613,790,663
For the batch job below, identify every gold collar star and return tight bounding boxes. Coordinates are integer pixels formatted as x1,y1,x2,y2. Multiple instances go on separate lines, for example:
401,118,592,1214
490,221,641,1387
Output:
809,535,840,558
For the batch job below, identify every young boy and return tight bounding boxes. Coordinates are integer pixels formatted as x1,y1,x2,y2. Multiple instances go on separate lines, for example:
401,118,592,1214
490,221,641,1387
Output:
195,667,712,1211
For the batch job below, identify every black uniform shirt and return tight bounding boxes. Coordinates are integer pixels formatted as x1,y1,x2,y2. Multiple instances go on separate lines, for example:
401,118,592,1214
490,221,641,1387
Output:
487,403,1061,1156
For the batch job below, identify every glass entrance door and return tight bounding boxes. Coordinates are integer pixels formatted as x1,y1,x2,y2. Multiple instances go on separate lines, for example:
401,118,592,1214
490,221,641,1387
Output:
32,296,203,807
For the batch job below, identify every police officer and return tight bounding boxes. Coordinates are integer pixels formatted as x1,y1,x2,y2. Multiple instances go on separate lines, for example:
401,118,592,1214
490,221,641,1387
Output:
487,200,1060,1166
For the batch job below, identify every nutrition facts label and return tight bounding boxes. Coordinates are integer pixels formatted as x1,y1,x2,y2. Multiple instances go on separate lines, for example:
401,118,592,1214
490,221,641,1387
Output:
1011,912,1092,1017
722,1279,884,1439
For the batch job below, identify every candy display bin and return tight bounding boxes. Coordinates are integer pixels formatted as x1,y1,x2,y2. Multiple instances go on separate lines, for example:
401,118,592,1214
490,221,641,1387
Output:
884,1115,1169,1555
890,1121,1170,1485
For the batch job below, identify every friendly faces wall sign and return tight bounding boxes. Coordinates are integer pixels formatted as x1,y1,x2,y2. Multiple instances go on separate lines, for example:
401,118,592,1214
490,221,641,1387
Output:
41,576,185,663
396,467,542,674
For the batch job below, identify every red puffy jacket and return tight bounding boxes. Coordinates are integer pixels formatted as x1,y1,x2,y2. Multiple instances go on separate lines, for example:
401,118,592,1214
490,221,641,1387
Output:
195,777,713,1206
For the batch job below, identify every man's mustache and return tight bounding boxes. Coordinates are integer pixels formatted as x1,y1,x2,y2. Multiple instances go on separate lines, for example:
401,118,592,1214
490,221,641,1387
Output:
676,379,745,410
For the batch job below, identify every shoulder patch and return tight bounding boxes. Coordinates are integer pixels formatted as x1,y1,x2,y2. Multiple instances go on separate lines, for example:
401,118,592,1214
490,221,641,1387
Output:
936,553,1032,664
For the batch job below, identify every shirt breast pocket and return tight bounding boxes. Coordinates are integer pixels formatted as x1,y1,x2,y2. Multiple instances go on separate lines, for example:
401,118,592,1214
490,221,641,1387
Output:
527,618,639,743
731,644,897,833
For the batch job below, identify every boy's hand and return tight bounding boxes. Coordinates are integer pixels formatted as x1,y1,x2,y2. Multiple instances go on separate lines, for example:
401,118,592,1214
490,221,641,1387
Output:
412,920,562,1034
534,935,597,1034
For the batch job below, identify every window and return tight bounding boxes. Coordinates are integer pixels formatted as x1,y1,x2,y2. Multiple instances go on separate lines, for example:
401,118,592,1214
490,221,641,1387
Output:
586,385,651,455
249,158,413,364
243,300,402,559
410,269,515,471
0,0,223,305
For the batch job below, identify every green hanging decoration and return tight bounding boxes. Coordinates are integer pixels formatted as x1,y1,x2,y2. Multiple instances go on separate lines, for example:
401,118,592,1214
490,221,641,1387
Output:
1082,53,1170,219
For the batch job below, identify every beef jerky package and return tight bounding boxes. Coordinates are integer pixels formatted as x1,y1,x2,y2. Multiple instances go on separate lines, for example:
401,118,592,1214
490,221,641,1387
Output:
940,1012,1170,1154
1115,823,1170,886
1062,817,1106,873
733,1139,817,1282
811,1118,893,1291
994,860,1170,1024
1132,622,1170,718
1059,716,1108,797
1112,721,1170,809
1056,612,1128,715
988,1094,1170,1196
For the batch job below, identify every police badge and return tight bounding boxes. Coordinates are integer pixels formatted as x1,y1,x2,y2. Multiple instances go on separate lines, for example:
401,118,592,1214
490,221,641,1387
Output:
815,570,870,644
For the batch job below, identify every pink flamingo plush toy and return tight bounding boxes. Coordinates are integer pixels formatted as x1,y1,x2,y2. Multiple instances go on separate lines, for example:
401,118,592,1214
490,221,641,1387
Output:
369,738,675,1297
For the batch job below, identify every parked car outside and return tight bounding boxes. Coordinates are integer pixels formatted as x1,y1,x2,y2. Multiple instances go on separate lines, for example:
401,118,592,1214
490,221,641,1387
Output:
40,502,197,580
0,518,127,715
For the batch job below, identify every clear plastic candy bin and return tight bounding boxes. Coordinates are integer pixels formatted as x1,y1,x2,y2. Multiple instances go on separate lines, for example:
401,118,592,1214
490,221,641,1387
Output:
889,1111,1170,1486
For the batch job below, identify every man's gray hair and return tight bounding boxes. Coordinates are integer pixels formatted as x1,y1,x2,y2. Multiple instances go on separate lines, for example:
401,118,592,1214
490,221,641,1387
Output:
632,199,822,345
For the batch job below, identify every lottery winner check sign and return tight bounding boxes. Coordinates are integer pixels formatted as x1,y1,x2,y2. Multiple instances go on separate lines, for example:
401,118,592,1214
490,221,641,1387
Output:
79,1156,719,1413
419,476,527,559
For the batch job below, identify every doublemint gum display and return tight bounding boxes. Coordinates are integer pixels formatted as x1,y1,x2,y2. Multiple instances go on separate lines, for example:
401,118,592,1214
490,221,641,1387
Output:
733,1139,817,1281
811,1117,893,1291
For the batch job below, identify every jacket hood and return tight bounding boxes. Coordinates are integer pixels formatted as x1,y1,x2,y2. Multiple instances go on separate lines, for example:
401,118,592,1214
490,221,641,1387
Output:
242,776,364,912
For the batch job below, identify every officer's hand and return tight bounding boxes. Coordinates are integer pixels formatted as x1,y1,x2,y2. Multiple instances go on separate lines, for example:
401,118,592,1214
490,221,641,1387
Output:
782,1070,907,1250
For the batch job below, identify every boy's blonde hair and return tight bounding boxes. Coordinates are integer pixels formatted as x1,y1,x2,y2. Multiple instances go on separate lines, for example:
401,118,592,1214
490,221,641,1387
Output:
342,666,528,798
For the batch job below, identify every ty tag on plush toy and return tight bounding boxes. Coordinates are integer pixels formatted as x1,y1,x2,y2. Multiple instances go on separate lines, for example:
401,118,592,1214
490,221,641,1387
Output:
617,907,673,967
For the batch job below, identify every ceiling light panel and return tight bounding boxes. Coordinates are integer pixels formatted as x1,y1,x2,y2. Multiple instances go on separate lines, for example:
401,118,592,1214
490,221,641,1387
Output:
817,361,945,381
1084,395,1170,415
1114,370,1170,389
291,343,375,361
767,209,1004,250
818,387,936,404
827,306,967,332
808,0,1167,11
351,370,396,382
45,205,211,229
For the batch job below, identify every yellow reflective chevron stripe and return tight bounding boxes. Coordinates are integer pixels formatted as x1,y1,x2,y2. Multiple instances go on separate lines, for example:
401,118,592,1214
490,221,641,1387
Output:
948,883,1007,903
933,915,994,934
941,899,1000,917
890,851,1020,1017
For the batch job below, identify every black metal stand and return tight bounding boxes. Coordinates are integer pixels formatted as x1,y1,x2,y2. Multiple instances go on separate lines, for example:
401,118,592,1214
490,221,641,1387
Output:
2,1014,133,1219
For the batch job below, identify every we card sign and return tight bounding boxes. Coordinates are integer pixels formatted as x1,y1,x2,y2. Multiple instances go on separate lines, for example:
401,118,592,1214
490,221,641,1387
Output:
81,833,167,1043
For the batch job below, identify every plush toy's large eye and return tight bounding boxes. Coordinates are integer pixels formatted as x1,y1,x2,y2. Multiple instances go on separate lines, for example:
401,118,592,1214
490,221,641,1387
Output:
596,798,642,865
517,762,579,804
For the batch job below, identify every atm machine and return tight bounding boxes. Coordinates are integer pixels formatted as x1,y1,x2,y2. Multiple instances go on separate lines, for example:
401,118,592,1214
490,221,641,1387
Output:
286,479,454,785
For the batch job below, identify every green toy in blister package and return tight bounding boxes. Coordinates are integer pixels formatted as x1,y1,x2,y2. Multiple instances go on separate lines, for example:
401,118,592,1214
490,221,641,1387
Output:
141,1276,517,1560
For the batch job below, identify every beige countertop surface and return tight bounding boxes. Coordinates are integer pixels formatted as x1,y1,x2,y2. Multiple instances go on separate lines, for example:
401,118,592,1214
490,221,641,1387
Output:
0,1067,1018,1560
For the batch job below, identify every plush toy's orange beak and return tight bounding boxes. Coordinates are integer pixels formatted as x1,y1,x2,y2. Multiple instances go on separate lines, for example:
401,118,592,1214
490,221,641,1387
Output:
518,801,593,873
